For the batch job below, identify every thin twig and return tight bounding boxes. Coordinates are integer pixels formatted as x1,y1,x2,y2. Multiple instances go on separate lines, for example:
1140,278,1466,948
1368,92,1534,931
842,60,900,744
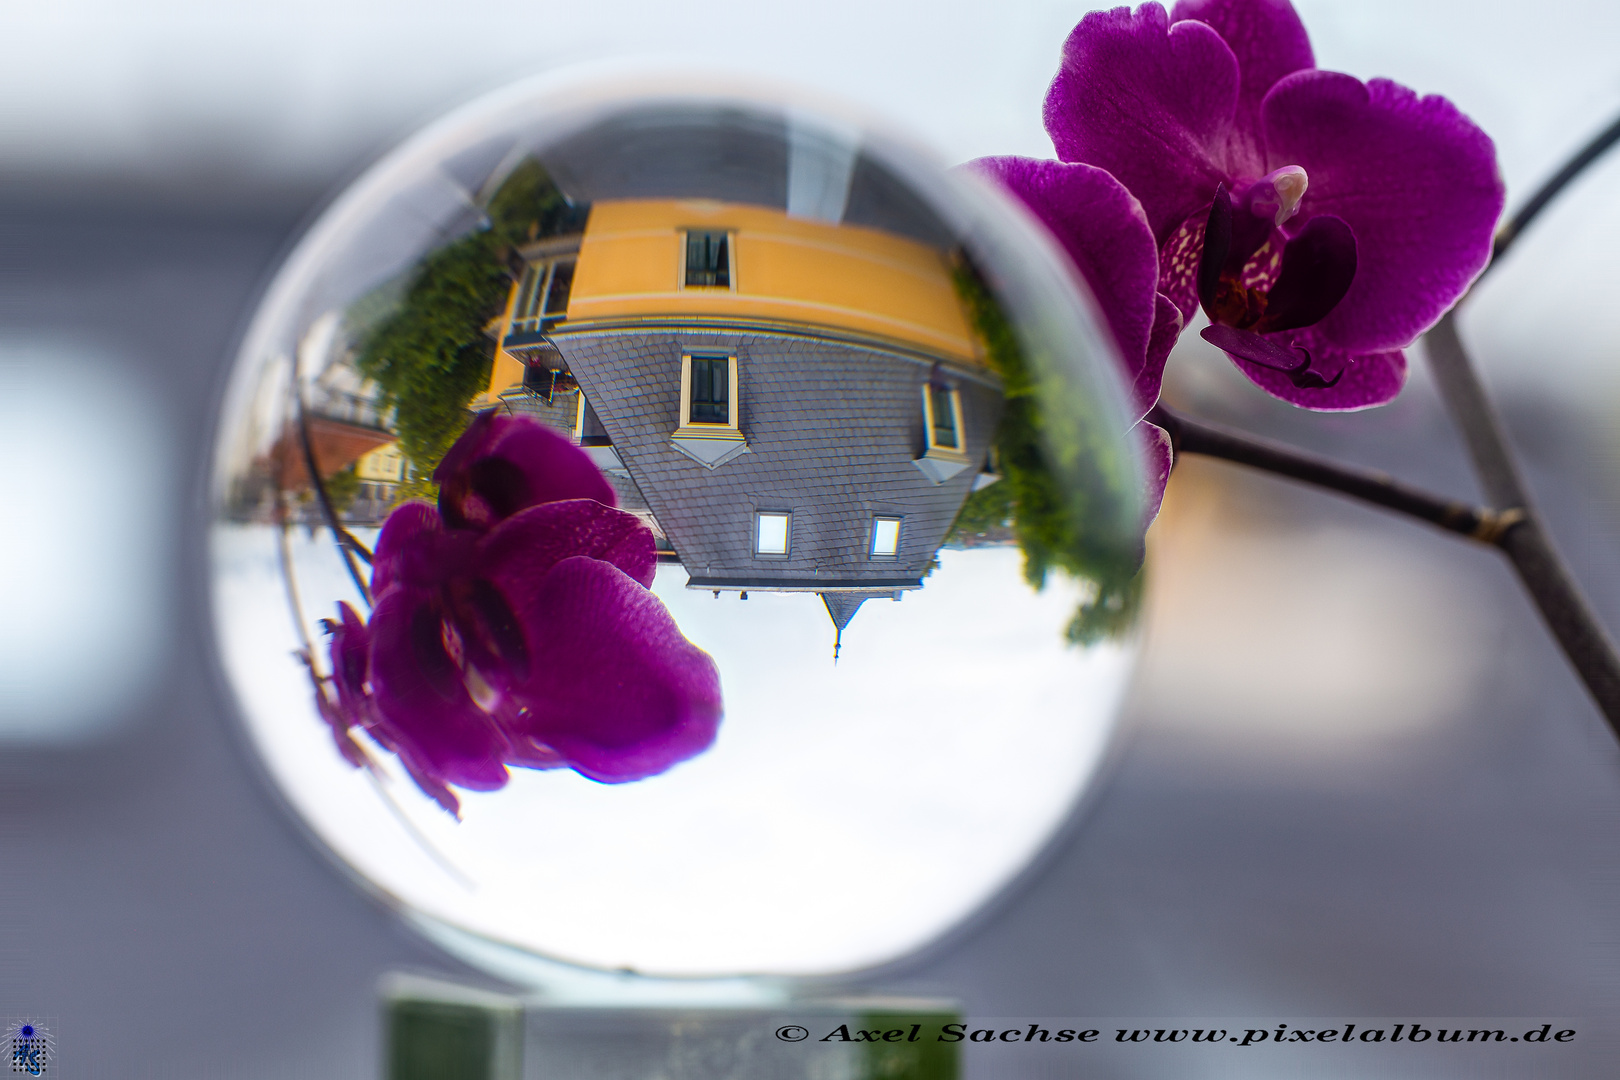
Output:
360,766,479,892
274,493,321,677
1148,404,1517,543
1490,111,1620,269
294,388,373,607
1421,315,1529,512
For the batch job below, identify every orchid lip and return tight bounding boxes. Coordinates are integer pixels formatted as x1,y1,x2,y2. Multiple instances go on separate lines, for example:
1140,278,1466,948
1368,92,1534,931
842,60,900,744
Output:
1197,186,1358,341
1200,323,1343,390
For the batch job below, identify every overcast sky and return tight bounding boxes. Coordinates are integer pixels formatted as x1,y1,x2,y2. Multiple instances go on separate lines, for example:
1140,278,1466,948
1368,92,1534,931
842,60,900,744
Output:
0,0,1610,188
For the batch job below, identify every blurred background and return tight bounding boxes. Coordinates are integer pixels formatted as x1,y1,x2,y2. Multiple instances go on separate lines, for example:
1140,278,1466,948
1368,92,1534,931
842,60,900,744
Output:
1,0,1618,1076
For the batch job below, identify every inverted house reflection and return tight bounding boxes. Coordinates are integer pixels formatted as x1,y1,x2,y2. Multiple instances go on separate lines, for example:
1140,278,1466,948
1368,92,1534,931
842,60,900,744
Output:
480,115,1004,649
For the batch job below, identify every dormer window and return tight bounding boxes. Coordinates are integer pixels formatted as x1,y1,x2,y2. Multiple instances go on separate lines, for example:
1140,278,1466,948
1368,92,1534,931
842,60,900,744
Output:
914,377,972,485
923,384,962,452
678,353,739,431
671,352,747,468
682,230,733,289
687,355,731,425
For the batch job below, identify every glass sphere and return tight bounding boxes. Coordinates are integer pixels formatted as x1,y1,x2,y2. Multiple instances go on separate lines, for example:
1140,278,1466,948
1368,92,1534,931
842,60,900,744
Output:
207,70,1145,991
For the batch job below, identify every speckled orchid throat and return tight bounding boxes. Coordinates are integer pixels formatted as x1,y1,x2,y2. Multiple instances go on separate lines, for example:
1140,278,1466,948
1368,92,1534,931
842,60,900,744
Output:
1197,167,1357,389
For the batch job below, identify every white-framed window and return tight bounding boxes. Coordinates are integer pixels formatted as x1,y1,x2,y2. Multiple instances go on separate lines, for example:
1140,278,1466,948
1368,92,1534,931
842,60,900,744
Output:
679,353,739,430
754,511,791,557
869,516,902,558
510,257,577,334
922,383,964,452
681,229,734,289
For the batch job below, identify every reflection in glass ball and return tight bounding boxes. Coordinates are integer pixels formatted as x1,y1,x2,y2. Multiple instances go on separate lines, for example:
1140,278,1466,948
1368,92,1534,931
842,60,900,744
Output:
208,74,1145,988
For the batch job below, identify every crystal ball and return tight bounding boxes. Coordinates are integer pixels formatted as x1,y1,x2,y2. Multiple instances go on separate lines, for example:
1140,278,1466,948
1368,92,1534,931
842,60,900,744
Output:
207,71,1145,988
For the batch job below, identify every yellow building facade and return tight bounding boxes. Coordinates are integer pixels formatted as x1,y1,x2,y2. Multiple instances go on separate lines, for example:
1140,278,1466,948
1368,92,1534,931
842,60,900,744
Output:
478,199,982,405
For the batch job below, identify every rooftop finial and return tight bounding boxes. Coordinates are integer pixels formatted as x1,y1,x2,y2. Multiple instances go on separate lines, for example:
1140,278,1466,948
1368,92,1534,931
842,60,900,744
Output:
823,591,892,665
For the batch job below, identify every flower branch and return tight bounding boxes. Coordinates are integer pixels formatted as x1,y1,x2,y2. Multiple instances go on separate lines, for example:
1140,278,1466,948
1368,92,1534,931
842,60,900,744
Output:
1154,105,1620,733
1489,112,1620,268
974,0,1620,734
1423,309,1620,737
1146,402,1521,543
294,384,375,605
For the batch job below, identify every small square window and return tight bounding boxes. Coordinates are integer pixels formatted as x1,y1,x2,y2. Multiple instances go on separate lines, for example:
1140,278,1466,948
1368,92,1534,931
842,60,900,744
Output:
870,516,902,558
684,231,732,288
755,511,791,556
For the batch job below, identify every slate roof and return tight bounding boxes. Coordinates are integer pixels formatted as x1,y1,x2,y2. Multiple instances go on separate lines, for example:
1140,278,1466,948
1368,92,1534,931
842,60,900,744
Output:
550,325,1001,593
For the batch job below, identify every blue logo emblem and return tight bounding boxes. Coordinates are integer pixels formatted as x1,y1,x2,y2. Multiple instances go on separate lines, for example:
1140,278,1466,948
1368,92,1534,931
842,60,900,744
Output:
7,1021,52,1075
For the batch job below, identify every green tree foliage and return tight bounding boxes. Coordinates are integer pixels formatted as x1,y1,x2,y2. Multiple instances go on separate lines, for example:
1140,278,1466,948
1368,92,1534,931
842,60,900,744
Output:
323,463,362,516
952,261,1144,645
354,161,588,485
947,477,1014,541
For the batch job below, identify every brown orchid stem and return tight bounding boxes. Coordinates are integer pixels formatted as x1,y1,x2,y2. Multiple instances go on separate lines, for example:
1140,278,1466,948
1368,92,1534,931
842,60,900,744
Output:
1420,110,1620,733
1489,111,1620,268
294,384,373,607
1147,404,1520,543
1156,108,1620,737
1424,314,1620,735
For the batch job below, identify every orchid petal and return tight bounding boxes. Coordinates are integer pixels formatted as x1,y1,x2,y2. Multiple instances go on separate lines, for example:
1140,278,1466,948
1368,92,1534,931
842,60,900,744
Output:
504,738,570,772
969,156,1163,405
1171,0,1313,171
437,412,617,532
459,499,657,691
507,557,722,785
1230,340,1406,409
368,587,511,795
480,499,658,594
1261,72,1503,353
1157,209,1207,325
395,761,465,818
315,603,371,769
326,601,372,720
1138,421,1174,522
1046,3,1239,242
1201,322,1308,372
371,501,443,596
446,576,533,688
432,409,498,495
1139,293,1184,415
312,692,369,770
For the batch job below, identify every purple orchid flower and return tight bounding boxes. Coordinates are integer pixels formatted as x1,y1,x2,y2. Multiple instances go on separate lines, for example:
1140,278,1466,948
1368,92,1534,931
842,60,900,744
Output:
317,413,723,816
1013,0,1505,410
966,157,1181,516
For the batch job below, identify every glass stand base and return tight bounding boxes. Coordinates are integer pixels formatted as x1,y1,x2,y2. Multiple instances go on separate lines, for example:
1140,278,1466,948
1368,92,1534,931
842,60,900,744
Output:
383,972,961,1080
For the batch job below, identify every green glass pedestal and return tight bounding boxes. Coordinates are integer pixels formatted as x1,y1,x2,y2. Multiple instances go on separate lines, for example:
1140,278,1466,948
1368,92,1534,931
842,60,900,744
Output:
383,973,960,1080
